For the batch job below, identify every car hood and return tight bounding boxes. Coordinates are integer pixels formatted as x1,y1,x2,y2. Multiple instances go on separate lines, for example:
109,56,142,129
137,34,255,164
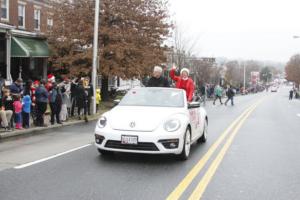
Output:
108,106,184,132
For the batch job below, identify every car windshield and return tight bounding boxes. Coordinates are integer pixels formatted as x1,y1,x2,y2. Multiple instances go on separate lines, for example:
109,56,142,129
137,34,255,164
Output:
119,88,184,108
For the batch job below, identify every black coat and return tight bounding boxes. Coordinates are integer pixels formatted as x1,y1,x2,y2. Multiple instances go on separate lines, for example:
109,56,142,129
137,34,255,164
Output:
227,88,235,98
76,85,87,108
147,76,170,87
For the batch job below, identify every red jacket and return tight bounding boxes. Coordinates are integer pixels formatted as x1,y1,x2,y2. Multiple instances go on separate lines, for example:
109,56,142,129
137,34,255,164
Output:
170,69,195,102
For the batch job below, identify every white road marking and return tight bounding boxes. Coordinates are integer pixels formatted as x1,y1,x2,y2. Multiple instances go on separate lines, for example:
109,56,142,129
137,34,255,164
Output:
14,144,92,169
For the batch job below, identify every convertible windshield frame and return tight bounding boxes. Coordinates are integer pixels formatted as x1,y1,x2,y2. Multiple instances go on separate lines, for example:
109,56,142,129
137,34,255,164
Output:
118,88,185,108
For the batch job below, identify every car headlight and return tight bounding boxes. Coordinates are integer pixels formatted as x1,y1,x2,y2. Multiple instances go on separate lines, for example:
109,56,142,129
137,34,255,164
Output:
98,116,107,128
164,119,181,132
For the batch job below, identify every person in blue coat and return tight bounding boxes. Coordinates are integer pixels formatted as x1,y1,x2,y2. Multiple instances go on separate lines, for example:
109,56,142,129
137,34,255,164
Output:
22,95,32,128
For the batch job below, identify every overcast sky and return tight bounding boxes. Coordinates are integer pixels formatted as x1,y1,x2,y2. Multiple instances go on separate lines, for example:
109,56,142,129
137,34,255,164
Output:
170,0,300,63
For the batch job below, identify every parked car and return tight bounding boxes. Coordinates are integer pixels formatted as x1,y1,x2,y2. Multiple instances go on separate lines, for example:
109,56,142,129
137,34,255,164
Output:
94,87,208,160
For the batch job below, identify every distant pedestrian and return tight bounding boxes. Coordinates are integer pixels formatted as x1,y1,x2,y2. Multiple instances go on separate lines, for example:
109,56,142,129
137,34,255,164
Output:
213,85,223,105
289,89,294,100
225,86,235,106
35,80,49,127
13,95,23,129
22,95,32,128
147,66,170,87
199,83,207,106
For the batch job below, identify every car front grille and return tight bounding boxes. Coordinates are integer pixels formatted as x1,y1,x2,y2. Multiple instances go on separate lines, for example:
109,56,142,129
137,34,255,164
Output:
105,140,159,151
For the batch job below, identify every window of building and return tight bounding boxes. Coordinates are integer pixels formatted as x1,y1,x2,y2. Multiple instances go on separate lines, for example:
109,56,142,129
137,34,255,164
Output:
18,4,25,28
1,0,9,21
47,17,53,30
34,9,41,30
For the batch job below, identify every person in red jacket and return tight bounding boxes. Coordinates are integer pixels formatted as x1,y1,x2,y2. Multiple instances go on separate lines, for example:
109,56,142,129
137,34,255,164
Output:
170,66,195,102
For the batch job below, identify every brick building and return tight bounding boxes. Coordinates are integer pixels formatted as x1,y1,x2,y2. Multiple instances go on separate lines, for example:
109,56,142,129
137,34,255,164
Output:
0,0,52,82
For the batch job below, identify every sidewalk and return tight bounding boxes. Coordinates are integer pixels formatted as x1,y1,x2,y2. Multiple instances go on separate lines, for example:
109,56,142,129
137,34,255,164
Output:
0,112,105,141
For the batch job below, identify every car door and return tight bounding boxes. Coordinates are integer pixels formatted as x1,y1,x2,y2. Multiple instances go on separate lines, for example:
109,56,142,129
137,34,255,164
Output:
188,102,202,141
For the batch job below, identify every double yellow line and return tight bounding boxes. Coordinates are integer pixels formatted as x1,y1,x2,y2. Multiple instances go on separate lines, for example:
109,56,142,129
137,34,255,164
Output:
166,98,264,200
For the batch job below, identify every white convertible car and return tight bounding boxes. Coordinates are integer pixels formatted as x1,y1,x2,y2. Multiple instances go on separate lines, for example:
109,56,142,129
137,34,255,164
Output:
94,87,208,160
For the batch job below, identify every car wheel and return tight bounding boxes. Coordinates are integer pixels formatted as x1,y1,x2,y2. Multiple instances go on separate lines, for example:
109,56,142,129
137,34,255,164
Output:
178,128,191,160
198,119,208,143
98,148,113,156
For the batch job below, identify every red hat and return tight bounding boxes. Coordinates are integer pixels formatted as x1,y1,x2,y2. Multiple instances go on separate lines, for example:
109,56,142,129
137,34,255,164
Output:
33,80,40,85
47,74,55,82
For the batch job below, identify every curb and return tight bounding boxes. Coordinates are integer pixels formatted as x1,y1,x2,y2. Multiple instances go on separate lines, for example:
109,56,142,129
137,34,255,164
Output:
0,115,101,142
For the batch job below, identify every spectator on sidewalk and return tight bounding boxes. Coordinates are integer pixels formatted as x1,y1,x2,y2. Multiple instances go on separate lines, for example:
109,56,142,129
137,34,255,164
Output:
35,80,49,127
46,74,55,91
60,87,69,122
13,95,23,130
22,95,32,129
31,80,39,125
59,77,72,115
213,85,223,105
0,89,13,131
147,66,170,87
96,89,101,113
70,78,79,117
10,78,23,97
84,77,94,115
76,80,88,122
0,73,5,100
49,83,62,125
23,80,33,97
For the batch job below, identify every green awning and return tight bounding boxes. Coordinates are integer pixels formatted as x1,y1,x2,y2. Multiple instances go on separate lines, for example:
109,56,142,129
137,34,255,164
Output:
11,37,49,57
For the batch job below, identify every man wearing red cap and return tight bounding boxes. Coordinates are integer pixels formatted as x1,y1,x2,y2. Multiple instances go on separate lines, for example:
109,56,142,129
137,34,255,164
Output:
46,74,55,91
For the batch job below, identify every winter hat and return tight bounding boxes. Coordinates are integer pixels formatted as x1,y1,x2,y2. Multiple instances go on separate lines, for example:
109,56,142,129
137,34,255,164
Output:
33,80,40,85
180,68,190,76
23,95,31,103
47,74,55,82
153,66,163,73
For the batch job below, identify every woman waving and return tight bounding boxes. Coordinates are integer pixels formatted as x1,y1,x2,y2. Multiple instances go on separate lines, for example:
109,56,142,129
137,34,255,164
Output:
170,66,195,102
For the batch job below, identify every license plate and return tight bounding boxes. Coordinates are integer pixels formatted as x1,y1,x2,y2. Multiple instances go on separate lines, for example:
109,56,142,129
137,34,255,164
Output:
121,135,138,145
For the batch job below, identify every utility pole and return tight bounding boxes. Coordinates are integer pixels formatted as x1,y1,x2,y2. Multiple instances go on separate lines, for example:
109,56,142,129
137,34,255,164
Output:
243,62,246,94
92,0,100,115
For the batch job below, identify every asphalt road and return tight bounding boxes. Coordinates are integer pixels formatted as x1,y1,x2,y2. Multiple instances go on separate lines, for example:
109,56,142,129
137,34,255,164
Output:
0,86,299,200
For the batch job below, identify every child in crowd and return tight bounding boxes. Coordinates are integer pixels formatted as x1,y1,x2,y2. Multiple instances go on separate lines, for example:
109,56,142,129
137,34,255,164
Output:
22,95,32,128
13,95,23,129
96,89,101,113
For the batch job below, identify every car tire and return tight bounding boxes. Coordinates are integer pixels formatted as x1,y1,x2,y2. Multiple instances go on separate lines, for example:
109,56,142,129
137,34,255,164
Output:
98,148,113,156
178,128,191,161
198,119,208,143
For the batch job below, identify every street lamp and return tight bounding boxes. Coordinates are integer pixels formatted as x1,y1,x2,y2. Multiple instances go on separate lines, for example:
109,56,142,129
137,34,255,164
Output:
92,0,100,115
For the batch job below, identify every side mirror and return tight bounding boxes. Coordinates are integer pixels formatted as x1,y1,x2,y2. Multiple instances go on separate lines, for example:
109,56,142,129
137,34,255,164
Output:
188,102,200,109
113,99,121,106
